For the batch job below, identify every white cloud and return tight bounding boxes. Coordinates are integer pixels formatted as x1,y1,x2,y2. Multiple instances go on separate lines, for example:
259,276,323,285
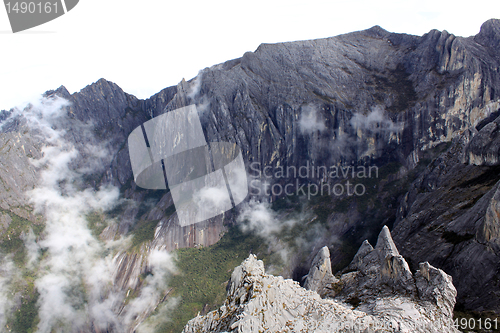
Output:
17,96,120,332
299,105,326,134
238,199,289,236
21,228,41,269
187,71,204,101
236,194,337,271
124,249,177,331
194,185,230,208
237,198,297,264
350,106,403,133
4,95,176,332
0,257,18,328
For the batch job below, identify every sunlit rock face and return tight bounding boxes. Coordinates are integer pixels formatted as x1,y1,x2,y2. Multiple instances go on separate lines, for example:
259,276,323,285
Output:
303,245,338,298
182,227,458,333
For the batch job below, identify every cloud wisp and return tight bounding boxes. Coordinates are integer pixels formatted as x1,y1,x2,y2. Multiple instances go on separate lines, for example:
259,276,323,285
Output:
299,104,326,134
350,105,403,133
3,95,176,332
237,197,298,265
187,70,211,115
0,257,18,329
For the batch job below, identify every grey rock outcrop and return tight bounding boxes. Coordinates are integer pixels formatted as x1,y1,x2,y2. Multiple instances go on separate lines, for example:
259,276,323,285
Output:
0,122,43,221
183,226,458,332
329,226,457,323
464,104,500,166
63,21,500,309
303,246,338,297
333,226,416,298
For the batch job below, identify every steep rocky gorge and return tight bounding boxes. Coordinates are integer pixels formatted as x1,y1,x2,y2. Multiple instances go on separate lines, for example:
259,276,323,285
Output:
1,18,500,331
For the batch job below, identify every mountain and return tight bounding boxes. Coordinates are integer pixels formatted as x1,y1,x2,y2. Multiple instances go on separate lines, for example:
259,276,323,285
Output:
1,18,500,332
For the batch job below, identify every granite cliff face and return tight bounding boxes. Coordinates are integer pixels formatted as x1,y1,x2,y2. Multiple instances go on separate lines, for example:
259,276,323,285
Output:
182,227,458,333
1,19,500,330
393,114,500,312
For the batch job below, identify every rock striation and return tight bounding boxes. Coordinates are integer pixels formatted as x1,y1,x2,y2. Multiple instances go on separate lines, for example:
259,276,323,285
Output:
303,246,338,298
182,227,458,333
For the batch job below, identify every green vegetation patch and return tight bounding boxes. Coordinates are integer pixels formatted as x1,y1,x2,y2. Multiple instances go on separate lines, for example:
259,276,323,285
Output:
11,288,39,333
130,219,161,249
86,211,108,238
0,209,44,267
271,194,301,212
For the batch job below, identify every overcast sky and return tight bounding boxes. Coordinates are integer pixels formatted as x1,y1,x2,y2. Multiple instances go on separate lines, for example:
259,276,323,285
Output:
0,0,499,110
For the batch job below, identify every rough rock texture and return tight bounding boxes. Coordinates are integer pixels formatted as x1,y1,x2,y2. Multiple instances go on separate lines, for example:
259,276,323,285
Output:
182,227,458,333
28,18,499,201
303,246,338,297
330,226,457,323
464,104,500,166
0,122,43,221
335,226,416,299
56,81,231,245
0,82,229,298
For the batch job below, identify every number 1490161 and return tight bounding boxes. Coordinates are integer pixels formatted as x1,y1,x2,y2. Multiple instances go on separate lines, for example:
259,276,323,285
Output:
5,2,58,14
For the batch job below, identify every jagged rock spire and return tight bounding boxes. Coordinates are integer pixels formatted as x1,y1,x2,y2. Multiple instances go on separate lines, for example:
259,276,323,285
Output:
375,225,400,259
347,239,374,271
302,226,457,327
304,246,338,297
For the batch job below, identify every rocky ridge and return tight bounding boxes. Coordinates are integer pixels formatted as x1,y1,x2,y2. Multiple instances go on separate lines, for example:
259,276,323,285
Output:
182,227,458,333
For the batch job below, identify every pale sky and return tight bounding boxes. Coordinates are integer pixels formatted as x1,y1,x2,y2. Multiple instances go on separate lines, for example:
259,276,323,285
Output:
0,0,499,111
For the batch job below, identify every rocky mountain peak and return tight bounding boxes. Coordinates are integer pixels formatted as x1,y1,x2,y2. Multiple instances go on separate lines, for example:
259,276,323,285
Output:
183,227,458,332
43,85,71,99
347,239,374,271
478,18,500,36
375,224,400,259
364,24,390,38
2,19,500,331
474,18,500,52
226,253,265,296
